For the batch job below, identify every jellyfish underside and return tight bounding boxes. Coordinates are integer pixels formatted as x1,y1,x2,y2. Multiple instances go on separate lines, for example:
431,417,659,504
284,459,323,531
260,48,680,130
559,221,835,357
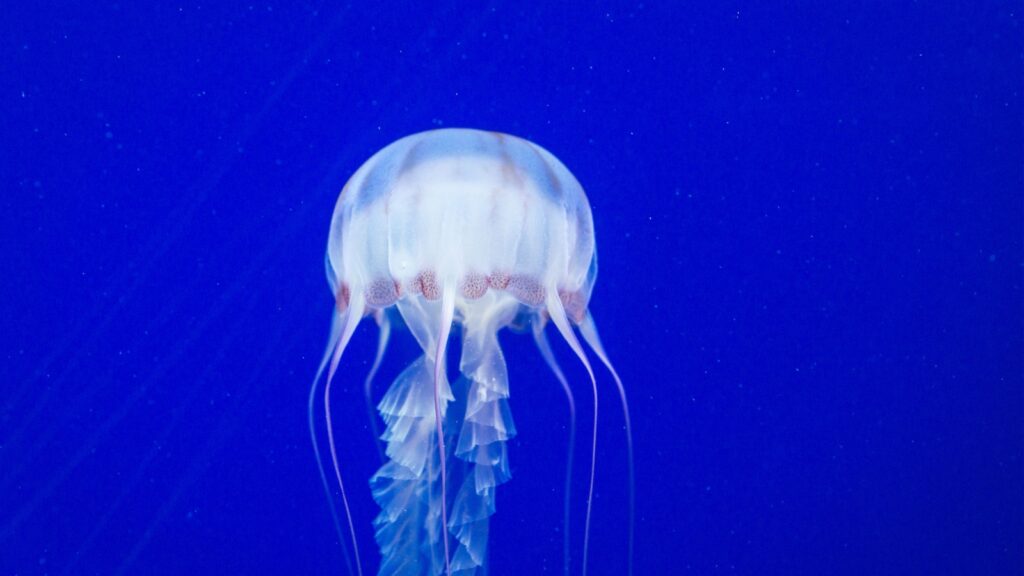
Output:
313,129,633,576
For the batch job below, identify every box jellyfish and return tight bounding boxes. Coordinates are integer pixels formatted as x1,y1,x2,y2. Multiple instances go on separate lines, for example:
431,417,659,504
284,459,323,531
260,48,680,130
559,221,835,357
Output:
310,129,633,576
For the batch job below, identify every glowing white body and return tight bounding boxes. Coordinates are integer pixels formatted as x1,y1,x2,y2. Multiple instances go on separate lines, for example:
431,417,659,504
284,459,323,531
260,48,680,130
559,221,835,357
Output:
314,129,631,576
326,129,596,318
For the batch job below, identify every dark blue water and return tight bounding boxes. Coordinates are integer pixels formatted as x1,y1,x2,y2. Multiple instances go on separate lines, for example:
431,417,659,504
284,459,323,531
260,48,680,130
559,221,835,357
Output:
2,3,1021,575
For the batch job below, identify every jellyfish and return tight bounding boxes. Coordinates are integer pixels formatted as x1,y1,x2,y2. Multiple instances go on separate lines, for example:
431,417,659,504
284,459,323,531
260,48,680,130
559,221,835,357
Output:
310,128,633,576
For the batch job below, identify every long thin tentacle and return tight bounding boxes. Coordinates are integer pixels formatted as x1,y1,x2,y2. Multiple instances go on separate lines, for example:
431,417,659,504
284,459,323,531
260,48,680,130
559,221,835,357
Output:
324,294,367,576
433,284,457,576
545,294,599,576
309,311,356,576
579,312,635,576
533,319,577,576
364,310,392,463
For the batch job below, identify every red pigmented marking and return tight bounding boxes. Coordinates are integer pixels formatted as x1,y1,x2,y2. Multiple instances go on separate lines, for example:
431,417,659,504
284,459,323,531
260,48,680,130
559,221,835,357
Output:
487,271,510,290
365,278,400,307
335,283,351,313
460,273,488,299
416,270,441,300
507,274,546,306
407,275,422,295
559,289,587,323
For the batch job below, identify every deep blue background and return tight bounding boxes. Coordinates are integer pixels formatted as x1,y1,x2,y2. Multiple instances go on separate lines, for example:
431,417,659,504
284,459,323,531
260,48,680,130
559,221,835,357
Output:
2,2,1021,575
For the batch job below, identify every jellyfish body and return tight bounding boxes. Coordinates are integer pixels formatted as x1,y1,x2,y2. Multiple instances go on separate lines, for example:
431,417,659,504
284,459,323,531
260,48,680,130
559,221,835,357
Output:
314,129,632,576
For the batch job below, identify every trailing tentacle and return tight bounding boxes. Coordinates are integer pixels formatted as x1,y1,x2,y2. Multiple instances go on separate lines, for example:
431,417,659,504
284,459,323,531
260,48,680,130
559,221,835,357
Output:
370,355,446,575
446,323,516,574
371,293,519,576
533,319,577,576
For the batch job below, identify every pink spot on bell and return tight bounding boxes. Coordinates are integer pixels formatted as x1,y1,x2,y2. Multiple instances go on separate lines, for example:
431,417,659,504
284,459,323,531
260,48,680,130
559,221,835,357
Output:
335,283,351,313
488,271,510,290
366,278,399,307
460,273,488,299
416,270,440,300
507,275,546,306
559,289,587,323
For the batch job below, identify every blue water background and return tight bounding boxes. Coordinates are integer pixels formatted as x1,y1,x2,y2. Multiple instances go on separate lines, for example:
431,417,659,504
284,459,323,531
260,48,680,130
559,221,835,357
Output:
2,3,1021,575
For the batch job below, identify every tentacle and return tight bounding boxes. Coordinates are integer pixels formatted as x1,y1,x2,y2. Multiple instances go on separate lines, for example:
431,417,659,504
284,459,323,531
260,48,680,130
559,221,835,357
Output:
365,310,392,463
532,319,576,576
371,355,440,575
579,312,635,576
446,296,519,575
324,293,367,576
433,284,457,576
373,296,456,575
309,310,356,576
544,293,600,576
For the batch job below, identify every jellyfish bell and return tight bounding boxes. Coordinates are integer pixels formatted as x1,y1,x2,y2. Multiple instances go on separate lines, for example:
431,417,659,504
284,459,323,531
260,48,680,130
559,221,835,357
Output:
312,128,633,576
326,129,596,318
